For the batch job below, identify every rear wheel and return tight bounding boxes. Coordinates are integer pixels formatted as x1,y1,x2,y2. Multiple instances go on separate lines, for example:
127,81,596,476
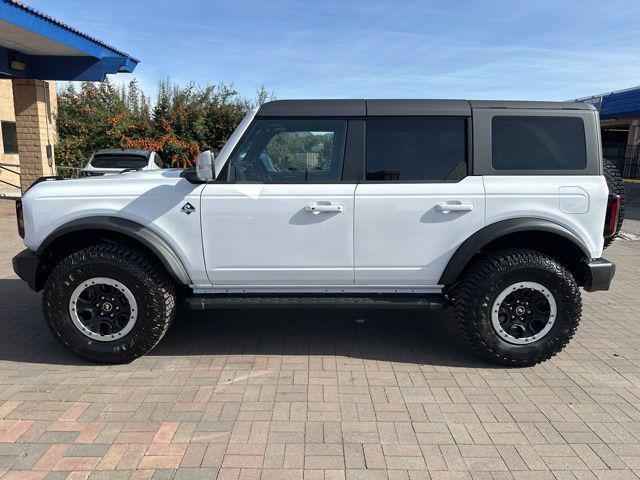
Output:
454,249,580,367
43,243,176,363
603,158,625,248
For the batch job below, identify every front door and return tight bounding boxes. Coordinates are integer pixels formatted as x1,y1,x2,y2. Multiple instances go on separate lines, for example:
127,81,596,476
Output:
354,116,485,287
201,118,356,287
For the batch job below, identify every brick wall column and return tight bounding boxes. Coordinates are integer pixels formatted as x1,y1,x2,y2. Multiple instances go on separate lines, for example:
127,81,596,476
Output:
12,79,57,191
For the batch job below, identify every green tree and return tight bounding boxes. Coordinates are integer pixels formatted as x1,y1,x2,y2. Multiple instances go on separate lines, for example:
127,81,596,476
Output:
56,78,273,173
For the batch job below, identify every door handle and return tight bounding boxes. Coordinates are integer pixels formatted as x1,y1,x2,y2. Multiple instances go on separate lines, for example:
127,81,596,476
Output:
435,202,474,213
305,202,344,213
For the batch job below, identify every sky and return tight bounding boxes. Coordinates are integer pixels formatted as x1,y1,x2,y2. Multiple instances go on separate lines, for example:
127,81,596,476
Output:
26,0,640,102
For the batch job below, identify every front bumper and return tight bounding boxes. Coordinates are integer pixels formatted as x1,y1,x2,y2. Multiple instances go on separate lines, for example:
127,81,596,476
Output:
584,258,616,292
12,249,43,291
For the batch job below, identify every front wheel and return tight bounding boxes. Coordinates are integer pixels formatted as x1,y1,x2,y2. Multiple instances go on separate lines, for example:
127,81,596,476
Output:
43,243,176,363
454,249,581,367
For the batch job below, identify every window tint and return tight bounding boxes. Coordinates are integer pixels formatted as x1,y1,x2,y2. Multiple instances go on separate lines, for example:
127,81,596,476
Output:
1,121,18,154
90,155,148,169
366,117,467,182
229,119,347,183
153,154,164,168
492,116,587,170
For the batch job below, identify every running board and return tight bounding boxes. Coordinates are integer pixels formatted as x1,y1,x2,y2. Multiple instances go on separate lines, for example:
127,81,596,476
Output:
184,294,447,310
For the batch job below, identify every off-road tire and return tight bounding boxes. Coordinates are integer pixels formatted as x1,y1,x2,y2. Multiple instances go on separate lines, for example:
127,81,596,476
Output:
43,243,176,363
603,158,625,248
454,249,581,367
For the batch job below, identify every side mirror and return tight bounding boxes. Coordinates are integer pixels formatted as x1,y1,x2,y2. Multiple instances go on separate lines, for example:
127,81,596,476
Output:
196,150,214,182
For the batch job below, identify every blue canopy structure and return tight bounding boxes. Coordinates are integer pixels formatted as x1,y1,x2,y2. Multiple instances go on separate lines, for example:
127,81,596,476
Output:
599,88,640,120
576,86,640,120
0,0,138,80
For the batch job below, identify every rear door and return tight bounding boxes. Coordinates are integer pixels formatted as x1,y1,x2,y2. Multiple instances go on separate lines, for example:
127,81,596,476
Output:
472,106,607,256
201,118,358,287
354,115,485,287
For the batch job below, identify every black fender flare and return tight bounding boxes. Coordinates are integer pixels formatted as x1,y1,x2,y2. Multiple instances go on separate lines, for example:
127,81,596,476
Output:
439,218,591,286
37,216,191,285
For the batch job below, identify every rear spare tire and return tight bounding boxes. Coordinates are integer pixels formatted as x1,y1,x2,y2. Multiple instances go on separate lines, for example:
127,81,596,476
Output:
603,158,625,248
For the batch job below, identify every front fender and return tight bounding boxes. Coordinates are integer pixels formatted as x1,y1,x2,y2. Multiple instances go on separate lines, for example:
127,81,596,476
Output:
38,216,191,285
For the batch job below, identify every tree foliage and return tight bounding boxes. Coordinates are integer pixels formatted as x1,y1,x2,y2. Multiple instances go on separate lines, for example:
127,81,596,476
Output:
56,78,273,170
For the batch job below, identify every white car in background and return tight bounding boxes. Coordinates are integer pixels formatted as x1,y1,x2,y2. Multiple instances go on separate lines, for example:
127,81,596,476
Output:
79,149,164,177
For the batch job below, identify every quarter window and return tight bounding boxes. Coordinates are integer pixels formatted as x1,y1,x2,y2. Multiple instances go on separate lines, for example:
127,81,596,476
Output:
229,119,347,183
366,117,468,182
1,121,18,154
492,116,587,170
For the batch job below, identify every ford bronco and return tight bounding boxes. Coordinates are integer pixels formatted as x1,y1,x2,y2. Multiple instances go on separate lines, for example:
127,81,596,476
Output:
12,100,623,366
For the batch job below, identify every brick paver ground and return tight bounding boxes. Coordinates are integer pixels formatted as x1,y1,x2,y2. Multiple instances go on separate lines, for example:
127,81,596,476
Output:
1,199,640,480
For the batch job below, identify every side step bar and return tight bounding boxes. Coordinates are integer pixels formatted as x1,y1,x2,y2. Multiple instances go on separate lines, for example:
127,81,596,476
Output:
184,294,447,311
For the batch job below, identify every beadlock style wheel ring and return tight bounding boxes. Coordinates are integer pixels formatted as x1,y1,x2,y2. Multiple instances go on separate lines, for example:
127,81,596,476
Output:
69,277,138,342
491,281,557,345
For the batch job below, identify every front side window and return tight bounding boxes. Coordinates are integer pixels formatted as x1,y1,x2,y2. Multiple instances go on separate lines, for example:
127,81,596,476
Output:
492,116,587,170
1,121,18,154
366,117,468,182
229,119,347,183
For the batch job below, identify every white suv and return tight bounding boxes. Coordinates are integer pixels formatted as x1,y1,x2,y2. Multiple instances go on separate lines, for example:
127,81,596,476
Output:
12,100,623,366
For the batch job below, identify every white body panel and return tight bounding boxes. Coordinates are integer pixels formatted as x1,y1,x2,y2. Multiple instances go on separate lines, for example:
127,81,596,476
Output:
21,172,610,293
354,177,485,286
21,170,210,287
483,175,608,259
200,183,356,285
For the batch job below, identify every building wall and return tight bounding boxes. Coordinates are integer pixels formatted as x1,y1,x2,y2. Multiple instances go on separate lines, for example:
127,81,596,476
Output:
0,79,20,193
0,79,57,196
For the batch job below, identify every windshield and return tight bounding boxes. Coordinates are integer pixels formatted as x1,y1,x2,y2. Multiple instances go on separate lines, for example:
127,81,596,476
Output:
90,155,148,169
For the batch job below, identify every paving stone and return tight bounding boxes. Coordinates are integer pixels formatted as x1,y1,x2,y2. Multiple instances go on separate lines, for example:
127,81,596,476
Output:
173,467,220,479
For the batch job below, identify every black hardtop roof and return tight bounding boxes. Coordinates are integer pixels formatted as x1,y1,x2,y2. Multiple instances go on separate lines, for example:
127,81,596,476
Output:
256,99,596,117
94,149,152,158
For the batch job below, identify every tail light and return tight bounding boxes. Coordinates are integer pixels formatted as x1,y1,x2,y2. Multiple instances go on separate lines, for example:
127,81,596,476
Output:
604,193,621,238
15,199,24,238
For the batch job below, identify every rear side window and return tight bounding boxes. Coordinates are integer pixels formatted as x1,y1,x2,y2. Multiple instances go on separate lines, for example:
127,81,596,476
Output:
492,116,587,170
366,117,467,181
90,155,148,169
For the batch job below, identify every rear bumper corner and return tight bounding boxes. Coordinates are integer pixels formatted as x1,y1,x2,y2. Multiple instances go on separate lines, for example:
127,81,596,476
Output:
584,258,615,292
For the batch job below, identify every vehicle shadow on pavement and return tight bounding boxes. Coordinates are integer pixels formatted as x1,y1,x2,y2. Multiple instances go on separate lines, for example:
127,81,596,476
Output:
0,278,495,368
160,308,493,368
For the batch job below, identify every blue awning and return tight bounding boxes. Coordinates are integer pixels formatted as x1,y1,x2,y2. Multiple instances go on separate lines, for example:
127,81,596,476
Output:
0,0,138,81
600,88,640,120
